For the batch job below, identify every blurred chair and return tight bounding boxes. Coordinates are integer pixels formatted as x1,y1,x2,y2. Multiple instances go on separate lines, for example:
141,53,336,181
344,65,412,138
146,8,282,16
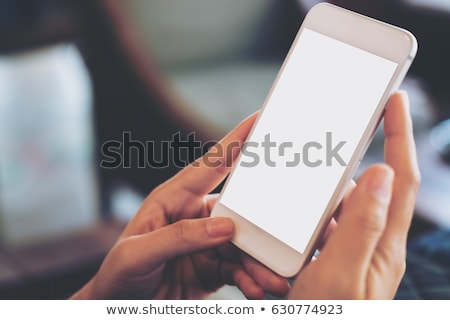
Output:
84,0,304,217
93,0,304,142
0,0,305,298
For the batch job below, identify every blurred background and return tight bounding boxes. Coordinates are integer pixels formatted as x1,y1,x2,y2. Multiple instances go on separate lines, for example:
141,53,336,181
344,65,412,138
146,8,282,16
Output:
1,0,450,299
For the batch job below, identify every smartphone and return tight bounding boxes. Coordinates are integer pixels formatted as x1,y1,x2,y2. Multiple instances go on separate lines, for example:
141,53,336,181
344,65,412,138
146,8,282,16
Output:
211,3,417,277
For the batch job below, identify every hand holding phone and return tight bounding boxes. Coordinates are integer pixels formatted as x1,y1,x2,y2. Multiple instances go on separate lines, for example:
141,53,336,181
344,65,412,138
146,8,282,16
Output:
211,3,417,277
289,91,420,299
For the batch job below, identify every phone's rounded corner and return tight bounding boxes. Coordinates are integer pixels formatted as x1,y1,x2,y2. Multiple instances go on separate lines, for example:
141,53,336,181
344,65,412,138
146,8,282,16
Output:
217,203,307,278
232,238,305,279
304,2,337,22
274,261,304,279
245,248,305,279
405,30,418,60
309,2,335,11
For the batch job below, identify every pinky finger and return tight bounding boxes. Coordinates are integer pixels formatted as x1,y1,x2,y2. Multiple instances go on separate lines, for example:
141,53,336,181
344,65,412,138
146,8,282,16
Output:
219,262,265,300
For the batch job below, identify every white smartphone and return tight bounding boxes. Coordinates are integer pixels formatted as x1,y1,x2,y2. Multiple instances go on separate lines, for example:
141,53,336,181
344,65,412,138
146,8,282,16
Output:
211,3,417,277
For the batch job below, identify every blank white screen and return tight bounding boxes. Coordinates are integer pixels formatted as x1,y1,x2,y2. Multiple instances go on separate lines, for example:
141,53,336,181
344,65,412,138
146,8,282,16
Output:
220,28,397,253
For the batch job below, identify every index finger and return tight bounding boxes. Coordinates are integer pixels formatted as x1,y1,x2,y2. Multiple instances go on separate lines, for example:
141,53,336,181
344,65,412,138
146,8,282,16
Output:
381,91,421,250
166,112,258,197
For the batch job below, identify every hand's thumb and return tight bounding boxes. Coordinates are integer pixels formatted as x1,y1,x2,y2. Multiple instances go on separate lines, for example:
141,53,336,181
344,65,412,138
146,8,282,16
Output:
319,164,394,275
129,217,234,269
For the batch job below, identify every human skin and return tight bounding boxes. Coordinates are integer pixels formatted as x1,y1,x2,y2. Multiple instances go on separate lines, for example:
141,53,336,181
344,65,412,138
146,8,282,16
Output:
72,91,419,300
289,91,420,299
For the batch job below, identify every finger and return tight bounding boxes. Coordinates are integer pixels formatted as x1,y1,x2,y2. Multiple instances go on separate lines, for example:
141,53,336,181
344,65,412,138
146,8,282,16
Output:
318,218,337,250
319,180,356,249
333,179,357,222
382,91,421,249
240,253,290,297
168,112,258,197
207,193,290,296
207,194,289,297
123,217,234,270
202,193,220,218
214,243,242,264
218,262,265,299
318,164,394,275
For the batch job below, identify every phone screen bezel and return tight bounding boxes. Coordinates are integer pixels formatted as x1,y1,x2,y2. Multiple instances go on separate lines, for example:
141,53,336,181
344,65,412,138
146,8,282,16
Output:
211,3,417,278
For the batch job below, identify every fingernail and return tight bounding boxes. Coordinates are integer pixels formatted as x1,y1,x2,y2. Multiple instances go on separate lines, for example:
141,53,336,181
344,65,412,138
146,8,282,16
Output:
398,90,408,99
397,90,410,110
207,218,234,238
368,166,394,200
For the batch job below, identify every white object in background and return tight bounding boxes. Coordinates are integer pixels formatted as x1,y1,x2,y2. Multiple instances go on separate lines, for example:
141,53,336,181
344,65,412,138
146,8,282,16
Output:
122,0,273,67
0,44,99,246
298,0,323,11
120,0,279,140
405,0,450,12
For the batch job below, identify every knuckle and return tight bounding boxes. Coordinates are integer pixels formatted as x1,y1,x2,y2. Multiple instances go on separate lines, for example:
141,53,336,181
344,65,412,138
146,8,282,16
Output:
395,259,407,278
389,255,407,282
172,219,195,242
112,240,130,260
108,240,133,274
411,169,422,190
401,168,421,192
355,208,386,237
377,243,407,278
391,246,407,276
